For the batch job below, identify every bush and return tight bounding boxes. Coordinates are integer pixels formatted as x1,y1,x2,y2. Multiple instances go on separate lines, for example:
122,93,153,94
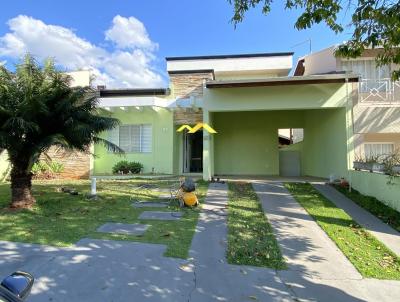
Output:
48,161,64,174
31,160,64,179
112,161,143,174
31,161,48,174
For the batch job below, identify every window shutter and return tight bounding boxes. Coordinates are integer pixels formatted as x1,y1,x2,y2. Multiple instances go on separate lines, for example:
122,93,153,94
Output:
141,124,152,153
119,125,131,152
107,127,119,152
130,125,141,152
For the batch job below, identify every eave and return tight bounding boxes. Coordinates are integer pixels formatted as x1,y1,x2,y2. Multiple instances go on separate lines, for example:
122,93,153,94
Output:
206,74,359,89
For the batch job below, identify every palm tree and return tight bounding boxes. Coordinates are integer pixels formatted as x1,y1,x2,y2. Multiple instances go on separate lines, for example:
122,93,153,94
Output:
0,55,121,208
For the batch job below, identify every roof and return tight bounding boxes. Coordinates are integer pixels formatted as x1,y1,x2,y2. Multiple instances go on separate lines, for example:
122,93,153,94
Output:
166,52,294,61
99,88,170,97
205,74,359,88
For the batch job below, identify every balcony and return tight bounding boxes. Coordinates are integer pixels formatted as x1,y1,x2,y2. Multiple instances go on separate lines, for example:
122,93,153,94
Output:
358,78,400,106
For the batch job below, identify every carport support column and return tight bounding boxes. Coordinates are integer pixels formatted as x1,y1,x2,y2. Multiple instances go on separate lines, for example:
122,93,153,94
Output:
203,109,214,181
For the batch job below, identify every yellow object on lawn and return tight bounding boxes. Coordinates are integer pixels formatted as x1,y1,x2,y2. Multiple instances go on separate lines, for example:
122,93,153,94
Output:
183,192,198,207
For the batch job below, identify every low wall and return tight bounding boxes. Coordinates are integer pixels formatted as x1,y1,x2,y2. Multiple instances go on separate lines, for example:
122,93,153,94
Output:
41,147,90,179
350,170,400,212
0,148,90,182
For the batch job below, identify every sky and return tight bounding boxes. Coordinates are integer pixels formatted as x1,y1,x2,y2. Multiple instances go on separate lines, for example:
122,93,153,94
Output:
0,0,353,88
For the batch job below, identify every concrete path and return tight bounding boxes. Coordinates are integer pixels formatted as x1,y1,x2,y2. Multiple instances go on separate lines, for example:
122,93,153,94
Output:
253,181,361,280
138,211,182,220
188,182,293,302
131,201,168,208
96,223,149,235
252,181,400,302
313,183,400,256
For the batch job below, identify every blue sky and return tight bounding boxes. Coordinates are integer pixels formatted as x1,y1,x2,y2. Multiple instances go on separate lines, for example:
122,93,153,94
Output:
0,0,353,87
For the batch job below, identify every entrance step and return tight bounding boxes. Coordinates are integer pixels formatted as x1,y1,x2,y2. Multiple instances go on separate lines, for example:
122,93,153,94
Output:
139,211,182,221
96,223,149,235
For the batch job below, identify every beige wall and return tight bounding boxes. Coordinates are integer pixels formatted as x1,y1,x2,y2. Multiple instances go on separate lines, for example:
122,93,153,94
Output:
353,105,400,133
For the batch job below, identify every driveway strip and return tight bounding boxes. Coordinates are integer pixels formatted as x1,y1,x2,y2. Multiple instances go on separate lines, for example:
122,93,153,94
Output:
188,182,293,302
252,181,361,280
312,183,400,256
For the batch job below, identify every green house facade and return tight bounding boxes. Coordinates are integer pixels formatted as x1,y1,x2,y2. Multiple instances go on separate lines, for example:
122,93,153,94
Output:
94,51,361,181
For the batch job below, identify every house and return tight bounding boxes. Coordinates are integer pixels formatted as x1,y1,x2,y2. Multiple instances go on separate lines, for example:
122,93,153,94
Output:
294,46,400,160
94,51,362,181
3,47,397,183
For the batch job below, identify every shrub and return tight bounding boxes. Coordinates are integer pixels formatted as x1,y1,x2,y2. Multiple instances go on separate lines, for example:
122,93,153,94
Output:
31,161,49,174
31,160,64,178
112,161,143,174
48,161,64,174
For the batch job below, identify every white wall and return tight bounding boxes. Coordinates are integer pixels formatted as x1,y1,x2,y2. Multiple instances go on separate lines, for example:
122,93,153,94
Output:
66,70,91,87
167,55,293,78
304,46,338,76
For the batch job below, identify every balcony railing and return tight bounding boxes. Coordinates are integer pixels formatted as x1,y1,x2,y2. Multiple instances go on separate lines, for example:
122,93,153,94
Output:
359,78,400,105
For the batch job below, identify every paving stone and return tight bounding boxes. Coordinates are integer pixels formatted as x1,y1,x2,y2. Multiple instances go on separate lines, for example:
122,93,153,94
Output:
139,211,182,221
152,188,171,193
132,201,168,208
96,223,149,235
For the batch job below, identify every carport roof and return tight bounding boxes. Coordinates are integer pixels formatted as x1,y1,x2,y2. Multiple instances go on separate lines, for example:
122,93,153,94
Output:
206,74,359,88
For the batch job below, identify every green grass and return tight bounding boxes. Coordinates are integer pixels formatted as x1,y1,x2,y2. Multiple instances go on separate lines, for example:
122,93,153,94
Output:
333,184,400,232
0,179,208,259
226,182,286,269
285,182,400,280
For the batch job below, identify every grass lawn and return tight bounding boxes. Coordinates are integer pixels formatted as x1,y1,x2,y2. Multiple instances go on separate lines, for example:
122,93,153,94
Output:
226,182,286,269
0,178,208,259
286,183,400,280
333,184,400,232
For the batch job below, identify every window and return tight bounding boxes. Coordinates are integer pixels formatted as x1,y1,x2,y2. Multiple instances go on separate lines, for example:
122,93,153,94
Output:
341,59,390,80
107,124,152,153
342,60,391,94
364,143,394,158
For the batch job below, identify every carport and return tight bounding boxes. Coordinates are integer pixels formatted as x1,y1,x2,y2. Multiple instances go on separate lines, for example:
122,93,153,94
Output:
201,74,358,180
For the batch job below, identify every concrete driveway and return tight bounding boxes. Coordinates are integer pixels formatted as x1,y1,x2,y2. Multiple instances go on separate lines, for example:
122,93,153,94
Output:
1,182,399,301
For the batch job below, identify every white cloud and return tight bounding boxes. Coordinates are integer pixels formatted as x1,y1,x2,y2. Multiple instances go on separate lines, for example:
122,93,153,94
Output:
0,15,164,88
105,15,157,50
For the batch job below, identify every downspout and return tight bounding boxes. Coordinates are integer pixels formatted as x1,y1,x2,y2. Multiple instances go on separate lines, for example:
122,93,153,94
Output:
345,77,356,192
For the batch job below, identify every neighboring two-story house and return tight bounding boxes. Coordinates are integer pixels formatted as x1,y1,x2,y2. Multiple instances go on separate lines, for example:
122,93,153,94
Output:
294,46,400,160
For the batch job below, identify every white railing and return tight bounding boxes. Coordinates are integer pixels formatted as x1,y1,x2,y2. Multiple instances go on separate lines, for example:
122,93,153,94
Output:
359,78,400,105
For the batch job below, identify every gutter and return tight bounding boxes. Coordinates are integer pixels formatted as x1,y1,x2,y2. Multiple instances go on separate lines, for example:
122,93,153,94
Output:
206,74,359,89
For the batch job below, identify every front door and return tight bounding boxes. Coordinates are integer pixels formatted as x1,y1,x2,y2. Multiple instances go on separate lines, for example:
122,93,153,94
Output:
183,131,203,173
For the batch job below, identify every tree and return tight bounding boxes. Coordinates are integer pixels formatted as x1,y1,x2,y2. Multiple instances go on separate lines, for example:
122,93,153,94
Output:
228,0,400,80
0,55,121,208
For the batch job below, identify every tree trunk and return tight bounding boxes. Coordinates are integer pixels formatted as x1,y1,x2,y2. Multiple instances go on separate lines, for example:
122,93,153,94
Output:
10,171,35,208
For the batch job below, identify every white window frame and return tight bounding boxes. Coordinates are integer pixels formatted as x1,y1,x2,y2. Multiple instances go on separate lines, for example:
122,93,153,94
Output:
363,142,394,158
108,124,152,154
